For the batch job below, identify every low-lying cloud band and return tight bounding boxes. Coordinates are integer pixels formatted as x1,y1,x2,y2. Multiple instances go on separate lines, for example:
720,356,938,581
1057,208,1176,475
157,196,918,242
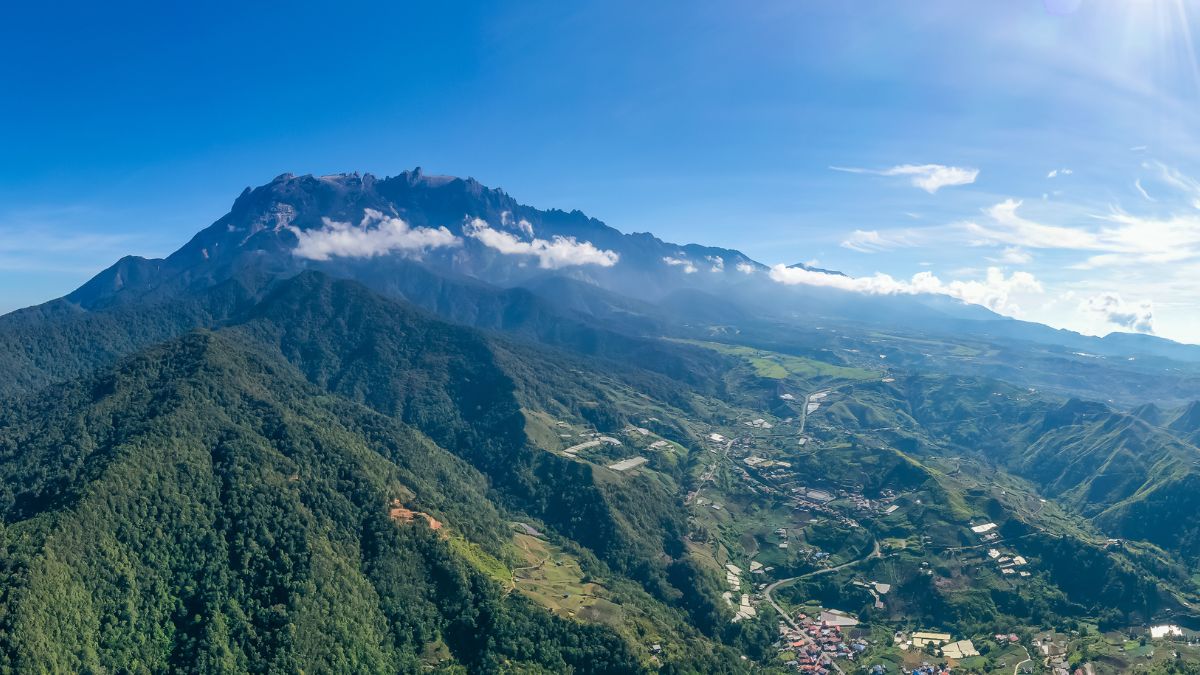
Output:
291,209,460,261
769,264,1042,316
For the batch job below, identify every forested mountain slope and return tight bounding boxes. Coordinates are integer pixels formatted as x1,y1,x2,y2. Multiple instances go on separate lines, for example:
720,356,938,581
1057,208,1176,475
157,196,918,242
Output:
834,374,1200,561
0,331,643,673
7,169,1200,671
0,272,766,672
228,273,701,600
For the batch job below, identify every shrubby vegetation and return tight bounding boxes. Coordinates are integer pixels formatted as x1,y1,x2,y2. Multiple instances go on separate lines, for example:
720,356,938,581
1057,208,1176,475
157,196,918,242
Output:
5,267,1200,670
0,275,760,672
0,332,646,672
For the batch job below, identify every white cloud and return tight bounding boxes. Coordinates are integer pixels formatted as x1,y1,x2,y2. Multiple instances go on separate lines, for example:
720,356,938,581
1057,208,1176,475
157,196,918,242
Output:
1047,168,1073,178
1075,210,1200,268
768,264,1042,316
735,261,756,274
500,211,536,236
706,255,725,272
840,229,916,253
465,218,618,269
994,246,1033,265
967,199,1102,249
291,209,460,261
663,256,697,274
962,199,1200,270
1082,292,1154,333
1154,162,1200,205
831,163,979,193
1134,178,1154,201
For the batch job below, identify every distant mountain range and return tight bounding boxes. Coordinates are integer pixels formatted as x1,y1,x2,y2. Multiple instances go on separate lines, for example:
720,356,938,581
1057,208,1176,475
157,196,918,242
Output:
68,170,761,309
5,169,1200,670
58,170,1200,363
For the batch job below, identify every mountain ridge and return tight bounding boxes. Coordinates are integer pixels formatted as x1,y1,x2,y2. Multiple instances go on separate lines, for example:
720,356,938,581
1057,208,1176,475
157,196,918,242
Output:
52,169,1200,361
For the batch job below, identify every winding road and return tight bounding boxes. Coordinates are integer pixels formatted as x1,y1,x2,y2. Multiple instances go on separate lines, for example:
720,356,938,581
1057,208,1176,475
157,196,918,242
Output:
685,436,735,505
1012,646,1032,675
763,538,883,675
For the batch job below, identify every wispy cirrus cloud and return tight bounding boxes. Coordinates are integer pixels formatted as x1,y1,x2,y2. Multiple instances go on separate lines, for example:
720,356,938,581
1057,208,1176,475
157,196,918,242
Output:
959,190,1200,270
768,264,1042,316
0,205,181,274
291,208,460,261
831,163,979,193
1153,161,1200,208
992,246,1033,265
465,218,618,269
966,199,1102,249
840,228,918,253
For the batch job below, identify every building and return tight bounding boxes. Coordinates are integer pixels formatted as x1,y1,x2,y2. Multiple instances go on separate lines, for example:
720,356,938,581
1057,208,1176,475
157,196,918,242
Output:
941,639,979,659
911,631,952,648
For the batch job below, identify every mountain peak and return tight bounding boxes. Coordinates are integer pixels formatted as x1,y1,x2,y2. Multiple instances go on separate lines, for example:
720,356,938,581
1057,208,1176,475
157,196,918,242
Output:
397,166,463,188
787,261,846,277
1131,402,1164,426
1169,400,1200,434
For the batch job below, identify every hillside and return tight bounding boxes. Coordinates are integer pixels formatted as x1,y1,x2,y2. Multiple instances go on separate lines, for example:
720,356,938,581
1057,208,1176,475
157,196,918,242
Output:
0,331,645,673
4,171,1200,672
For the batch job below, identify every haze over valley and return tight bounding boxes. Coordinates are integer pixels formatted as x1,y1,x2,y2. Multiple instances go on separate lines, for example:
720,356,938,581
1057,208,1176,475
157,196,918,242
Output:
4,2,1200,673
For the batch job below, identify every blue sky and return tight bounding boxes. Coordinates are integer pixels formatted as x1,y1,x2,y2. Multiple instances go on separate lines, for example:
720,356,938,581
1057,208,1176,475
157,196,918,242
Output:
4,1,1200,341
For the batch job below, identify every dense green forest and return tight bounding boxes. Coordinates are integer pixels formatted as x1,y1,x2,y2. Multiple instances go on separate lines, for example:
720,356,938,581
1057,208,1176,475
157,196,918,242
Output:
0,332,649,672
0,274,769,672
4,266,1200,672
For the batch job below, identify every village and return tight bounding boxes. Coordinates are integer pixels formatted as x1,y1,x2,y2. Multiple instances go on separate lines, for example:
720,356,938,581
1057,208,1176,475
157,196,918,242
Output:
968,522,1033,579
690,388,1070,674
543,388,1173,675
776,614,869,673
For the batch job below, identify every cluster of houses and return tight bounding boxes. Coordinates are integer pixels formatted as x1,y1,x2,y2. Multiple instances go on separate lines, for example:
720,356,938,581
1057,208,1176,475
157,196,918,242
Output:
717,416,905,530
905,665,952,675
851,579,891,609
560,433,622,457
849,489,900,516
744,455,791,469
895,631,978,659
987,547,1031,577
806,390,831,414
970,521,1001,543
969,521,1035,578
774,527,793,550
778,616,870,672
784,540,833,564
1033,632,1069,675
721,563,759,622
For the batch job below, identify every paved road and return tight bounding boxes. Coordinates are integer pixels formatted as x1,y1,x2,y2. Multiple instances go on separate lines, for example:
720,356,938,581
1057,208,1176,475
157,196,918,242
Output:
765,538,883,625
686,437,734,505
1012,645,1032,675
763,538,883,675
798,393,812,435
787,378,881,438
